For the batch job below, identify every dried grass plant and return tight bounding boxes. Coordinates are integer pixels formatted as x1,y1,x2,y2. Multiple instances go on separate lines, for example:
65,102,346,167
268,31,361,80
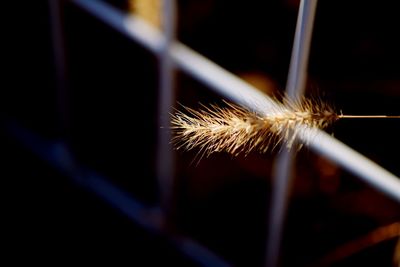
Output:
171,96,399,158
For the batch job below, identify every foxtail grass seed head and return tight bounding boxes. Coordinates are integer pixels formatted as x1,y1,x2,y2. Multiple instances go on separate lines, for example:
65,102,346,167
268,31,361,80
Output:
171,97,339,157
171,97,399,158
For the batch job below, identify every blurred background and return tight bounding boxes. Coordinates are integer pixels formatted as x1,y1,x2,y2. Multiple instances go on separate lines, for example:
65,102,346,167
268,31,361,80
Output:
2,0,399,266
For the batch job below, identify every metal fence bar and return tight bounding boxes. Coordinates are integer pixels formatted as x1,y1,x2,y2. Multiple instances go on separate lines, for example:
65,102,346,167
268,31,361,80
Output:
156,0,178,227
266,149,297,267
285,0,318,98
266,1,319,266
71,0,400,202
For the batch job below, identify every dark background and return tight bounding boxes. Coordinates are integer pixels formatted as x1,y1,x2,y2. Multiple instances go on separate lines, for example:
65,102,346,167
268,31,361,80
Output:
2,1,399,266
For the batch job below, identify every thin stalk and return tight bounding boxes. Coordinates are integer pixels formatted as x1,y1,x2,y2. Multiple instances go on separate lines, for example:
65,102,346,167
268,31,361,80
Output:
339,115,400,119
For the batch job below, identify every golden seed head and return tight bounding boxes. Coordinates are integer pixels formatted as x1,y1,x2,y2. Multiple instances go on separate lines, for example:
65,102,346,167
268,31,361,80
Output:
171,97,339,158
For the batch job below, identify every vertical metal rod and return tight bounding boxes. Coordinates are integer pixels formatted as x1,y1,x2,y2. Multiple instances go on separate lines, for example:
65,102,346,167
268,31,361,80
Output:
156,0,177,228
266,148,296,267
266,1,318,266
285,0,318,98
49,0,70,134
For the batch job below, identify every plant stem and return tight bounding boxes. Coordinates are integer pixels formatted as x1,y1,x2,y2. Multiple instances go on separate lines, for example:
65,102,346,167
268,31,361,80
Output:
339,115,400,119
